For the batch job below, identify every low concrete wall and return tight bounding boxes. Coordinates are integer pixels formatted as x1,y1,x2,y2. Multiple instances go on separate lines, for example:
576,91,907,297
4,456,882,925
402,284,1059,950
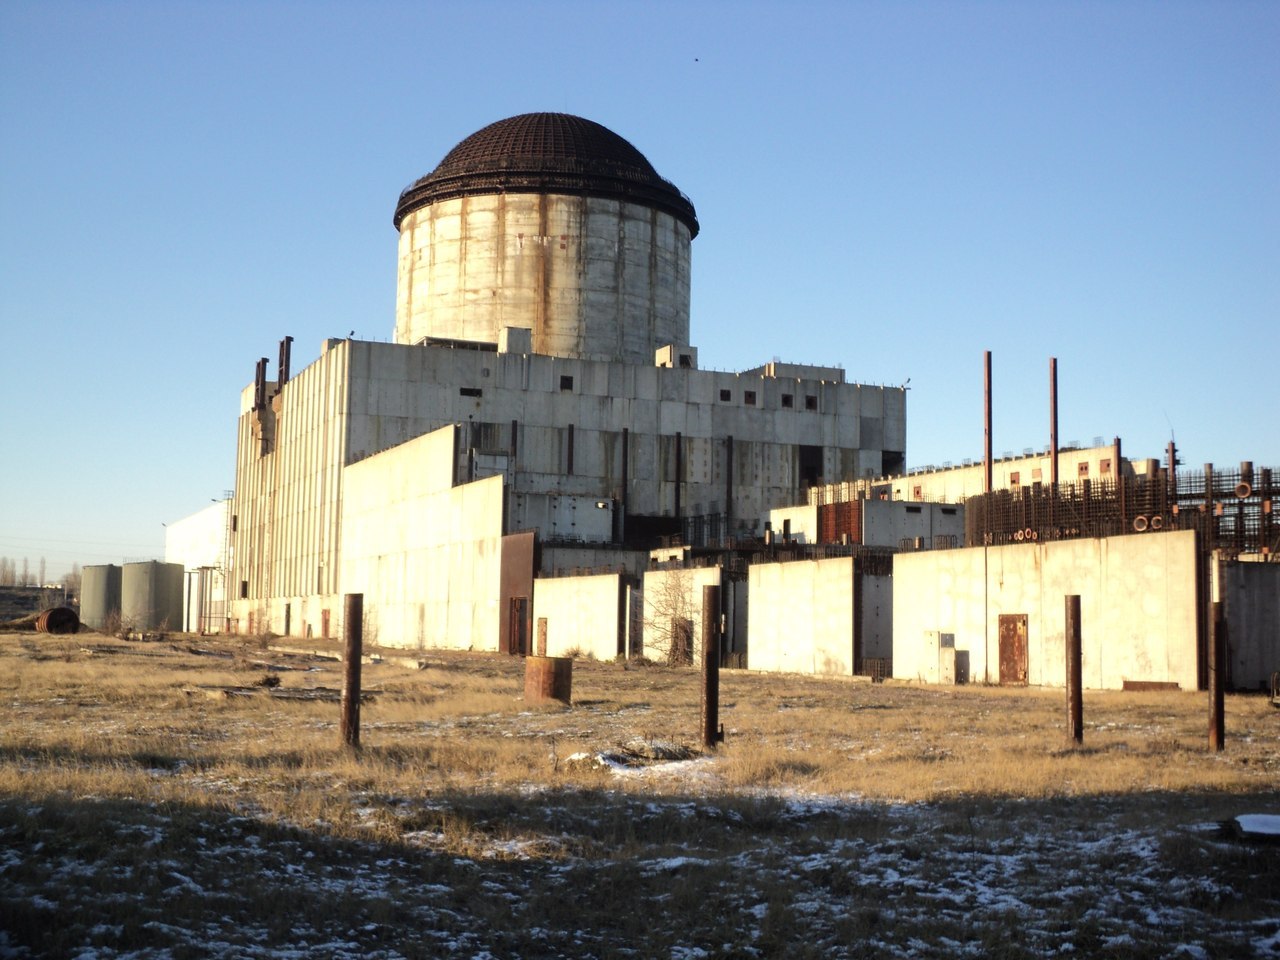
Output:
892,530,1199,690
749,557,855,675
532,573,624,661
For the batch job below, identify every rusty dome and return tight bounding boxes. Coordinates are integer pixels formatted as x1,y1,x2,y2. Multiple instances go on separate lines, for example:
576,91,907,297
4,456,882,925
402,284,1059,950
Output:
394,113,698,236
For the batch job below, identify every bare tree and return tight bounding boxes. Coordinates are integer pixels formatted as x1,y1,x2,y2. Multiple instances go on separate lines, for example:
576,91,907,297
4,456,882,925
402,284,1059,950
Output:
38,557,46,587
20,558,30,587
641,567,696,665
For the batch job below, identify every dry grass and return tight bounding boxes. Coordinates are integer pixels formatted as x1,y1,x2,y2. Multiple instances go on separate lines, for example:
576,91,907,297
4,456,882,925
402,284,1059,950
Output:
1,630,1277,958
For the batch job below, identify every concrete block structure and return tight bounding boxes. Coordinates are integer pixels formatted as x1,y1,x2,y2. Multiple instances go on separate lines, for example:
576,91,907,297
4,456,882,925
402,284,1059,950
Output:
224,114,906,649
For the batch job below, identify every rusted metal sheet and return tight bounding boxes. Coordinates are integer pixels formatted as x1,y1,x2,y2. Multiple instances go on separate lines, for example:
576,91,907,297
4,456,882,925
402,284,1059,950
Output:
998,613,1028,686
817,499,861,544
499,531,538,655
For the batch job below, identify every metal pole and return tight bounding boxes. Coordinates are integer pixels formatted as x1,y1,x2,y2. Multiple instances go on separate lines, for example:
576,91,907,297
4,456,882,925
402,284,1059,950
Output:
1065,595,1082,745
700,584,723,749
1208,601,1225,752
341,593,363,750
1049,357,1058,532
983,351,993,496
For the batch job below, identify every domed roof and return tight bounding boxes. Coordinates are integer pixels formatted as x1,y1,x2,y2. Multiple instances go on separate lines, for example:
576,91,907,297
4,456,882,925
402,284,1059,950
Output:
394,113,698,237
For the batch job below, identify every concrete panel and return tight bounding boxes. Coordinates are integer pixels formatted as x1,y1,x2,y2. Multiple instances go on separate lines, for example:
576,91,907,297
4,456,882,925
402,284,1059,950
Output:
1223,560,1280,690
532,574,623,660
749,557,855,675
893,530,1199,690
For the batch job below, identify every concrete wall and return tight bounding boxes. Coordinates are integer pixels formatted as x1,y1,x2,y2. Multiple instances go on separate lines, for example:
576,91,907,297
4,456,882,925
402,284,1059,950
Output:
860,499,965,549
532,573,625,660
860,572,893,660
1222,560,1280,690
396,194,692,365
892,530,1199,690
340,425,505,650
164,500,229,632
641,566,724,663
749,557,856,675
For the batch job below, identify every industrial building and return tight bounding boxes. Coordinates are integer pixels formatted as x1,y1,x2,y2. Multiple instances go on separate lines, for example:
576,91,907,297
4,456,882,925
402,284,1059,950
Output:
157,111,1277,693
220,113,906,650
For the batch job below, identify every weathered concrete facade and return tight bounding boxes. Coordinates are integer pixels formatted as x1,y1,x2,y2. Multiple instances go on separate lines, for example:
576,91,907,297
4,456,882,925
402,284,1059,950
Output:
396,195,691,364
892,530,1199,690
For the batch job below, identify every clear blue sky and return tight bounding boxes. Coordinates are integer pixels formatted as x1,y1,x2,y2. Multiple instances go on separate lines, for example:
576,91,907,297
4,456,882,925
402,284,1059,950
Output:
2,1,1276,580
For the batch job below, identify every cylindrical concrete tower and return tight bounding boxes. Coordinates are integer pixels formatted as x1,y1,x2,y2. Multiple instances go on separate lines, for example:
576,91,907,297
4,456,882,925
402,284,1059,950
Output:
393,113,698,364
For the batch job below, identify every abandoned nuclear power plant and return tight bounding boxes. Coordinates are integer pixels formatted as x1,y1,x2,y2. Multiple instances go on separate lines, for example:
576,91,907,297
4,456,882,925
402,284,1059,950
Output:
84,112,1276,693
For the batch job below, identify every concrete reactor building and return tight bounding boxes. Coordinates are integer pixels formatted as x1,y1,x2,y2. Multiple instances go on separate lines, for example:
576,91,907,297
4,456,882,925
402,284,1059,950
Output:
225,113,907,650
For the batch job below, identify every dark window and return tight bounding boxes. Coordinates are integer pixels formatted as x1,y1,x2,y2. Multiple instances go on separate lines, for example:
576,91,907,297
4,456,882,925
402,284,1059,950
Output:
239,581,249,599
231,515,238,532
805,394,818,411
459,387,482,398
941,507,958,515
678,354,692,368
744,390,757,406
719,389,731,402
781,394,794,408
798,444,822,487
906,505,923,514
560,375,574,392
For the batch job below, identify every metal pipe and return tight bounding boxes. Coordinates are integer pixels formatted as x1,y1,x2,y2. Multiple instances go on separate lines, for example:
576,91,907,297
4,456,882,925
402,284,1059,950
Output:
341,593,363,750
983,351,993,495
1065,594,1082,745
1049,357,1058,488
700,584,723,749
1208,601,1225,752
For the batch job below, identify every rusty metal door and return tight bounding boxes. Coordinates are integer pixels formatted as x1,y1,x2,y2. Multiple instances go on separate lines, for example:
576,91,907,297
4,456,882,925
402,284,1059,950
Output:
998,614,1028,685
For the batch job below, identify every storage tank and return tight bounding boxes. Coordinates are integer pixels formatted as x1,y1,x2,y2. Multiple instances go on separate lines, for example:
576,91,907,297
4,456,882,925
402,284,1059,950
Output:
80,564,122,631
393,113,698,364
121,561,184,632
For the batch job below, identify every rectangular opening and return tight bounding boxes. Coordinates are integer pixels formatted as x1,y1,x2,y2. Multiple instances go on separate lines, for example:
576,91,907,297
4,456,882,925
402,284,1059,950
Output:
905,505,923,514
805,394,818,411
239,581,249,599
781,393,794,408
678,354,692,368
744,390,757,406
459,387,482,398
941,506,957,515
719,389,731,402
559,375,574,392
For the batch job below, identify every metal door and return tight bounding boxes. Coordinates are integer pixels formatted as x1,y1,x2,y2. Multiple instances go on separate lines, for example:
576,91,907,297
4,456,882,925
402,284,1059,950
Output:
998,614,1028,685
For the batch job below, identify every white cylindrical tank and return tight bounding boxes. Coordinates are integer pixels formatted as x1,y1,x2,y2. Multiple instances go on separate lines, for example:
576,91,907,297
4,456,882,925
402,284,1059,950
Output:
393,114,698,364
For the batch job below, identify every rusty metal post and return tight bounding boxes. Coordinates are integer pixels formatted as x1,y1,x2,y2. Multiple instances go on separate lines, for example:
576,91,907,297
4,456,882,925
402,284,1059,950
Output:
983,351,993,495
341,593,363,750
1208,601,1225,752
1065,594,1082,745
1049,357,1058,531
700,584,723,749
